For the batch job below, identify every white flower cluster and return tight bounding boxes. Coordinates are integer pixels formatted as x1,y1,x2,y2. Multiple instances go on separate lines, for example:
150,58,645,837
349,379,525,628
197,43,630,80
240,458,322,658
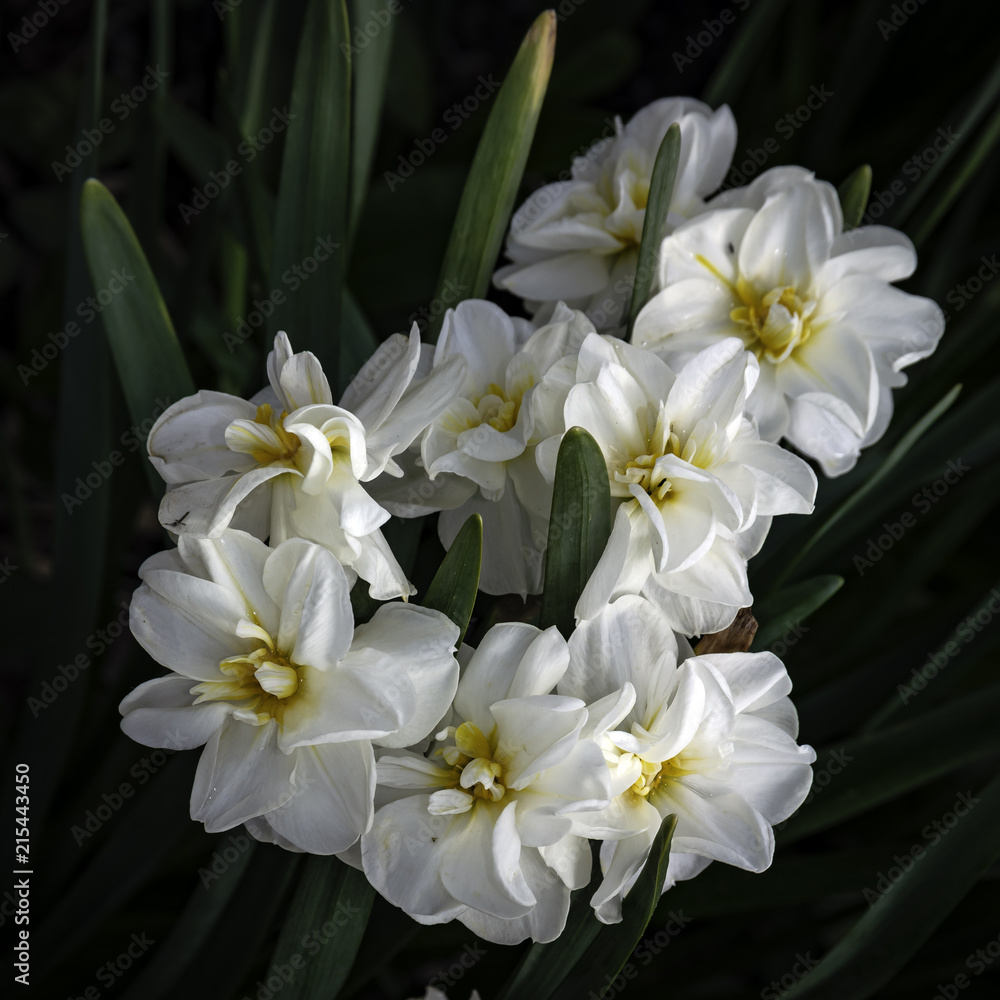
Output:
120,93,945,946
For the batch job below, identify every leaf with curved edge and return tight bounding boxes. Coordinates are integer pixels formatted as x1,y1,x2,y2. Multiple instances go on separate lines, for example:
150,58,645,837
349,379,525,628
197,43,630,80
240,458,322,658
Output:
779,683,1000,844
780,772,1000,1000
428,10,556,340
627,122,680,334
421,513,482,644
79,178,195,493
268,856,375,1000
774,384,961,586
269,0,350,376
551,815,678,1000
540,427,612,639
496,884,602,1000
121,839,257,1000
838,165,871,230
751,575,844,651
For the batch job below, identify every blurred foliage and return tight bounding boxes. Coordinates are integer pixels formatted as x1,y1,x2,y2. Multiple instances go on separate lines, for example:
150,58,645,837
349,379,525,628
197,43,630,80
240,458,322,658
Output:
2,0,1000,998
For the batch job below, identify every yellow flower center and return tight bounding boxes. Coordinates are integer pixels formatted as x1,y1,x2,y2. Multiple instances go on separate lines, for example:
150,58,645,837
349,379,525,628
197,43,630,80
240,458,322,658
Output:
612,405,725,503
729,278,818,363
475,383,521,433
437,721,508,802
629,756,690,798
192,623,303,727
249,403,302,464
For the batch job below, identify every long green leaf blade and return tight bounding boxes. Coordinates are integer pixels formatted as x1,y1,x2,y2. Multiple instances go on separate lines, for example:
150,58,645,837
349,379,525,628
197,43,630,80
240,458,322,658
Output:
781,772,1000,1000
752,575,844,651
552,815,678,1000
540,427,612,638
421,513,483,643
79,179,195,456
627,123,680,333
269,0,350,376
428,10,556,340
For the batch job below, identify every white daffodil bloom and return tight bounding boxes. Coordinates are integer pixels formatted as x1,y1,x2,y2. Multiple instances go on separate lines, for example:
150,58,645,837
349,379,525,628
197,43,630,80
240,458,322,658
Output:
120,530,460,854
147,329,467,599
495,98,737,332
633,166,946,475
361,623,619,945
559,596,815,923
535,333,816,634
372,300,594,598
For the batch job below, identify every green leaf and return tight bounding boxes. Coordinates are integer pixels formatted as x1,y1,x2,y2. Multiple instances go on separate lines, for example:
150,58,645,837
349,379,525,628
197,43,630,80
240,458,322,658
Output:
421,514,482,644
752,575,844,651
267,856,375,1000
780,772,1000,1000
774,384,961,585
269,0,350,375
838,164,871,230
79,179,196,482
551,815,678,1000
349,0,396,240
779,684,1000,843
540,427,612,638
121,839,257,1000
627,123,680,334
497,884,603,1000
427,10,556,340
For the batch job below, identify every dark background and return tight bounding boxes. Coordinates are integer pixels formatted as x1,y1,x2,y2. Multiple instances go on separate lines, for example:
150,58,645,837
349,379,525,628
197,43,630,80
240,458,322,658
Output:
2,1,1000,998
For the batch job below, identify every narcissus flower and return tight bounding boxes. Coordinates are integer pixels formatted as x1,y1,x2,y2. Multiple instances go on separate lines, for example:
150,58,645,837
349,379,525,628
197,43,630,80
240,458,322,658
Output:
121,531,459,853
535,334,816,634
559,596,816,923
148,329,466,599
373,301,594,598
495,98,737,332
361,623,617,945
633,167,945,475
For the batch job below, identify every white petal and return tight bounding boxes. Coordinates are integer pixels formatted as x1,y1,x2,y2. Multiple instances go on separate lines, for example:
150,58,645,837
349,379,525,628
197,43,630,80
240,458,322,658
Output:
119,675,230,749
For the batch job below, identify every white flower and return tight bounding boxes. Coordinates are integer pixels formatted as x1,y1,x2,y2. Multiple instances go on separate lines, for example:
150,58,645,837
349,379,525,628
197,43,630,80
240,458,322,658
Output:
536,333,816,634
495,98,737,332
372,301,593,598
120,530,460,854
361,623,616,945
633,166,946,475
559,595,816,923
148,328,466,599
